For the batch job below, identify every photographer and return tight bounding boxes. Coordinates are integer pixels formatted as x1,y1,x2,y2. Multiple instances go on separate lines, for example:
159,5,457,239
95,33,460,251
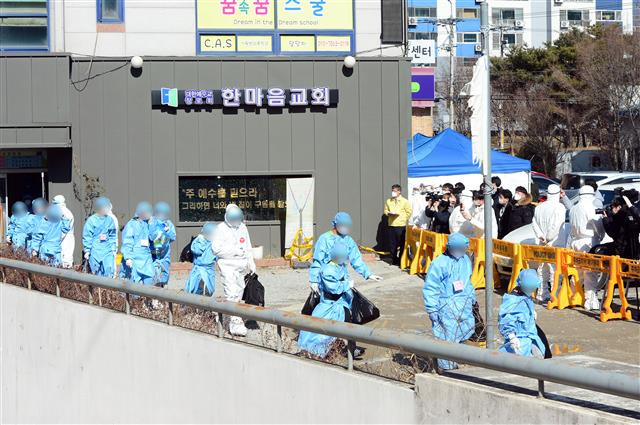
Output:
425,193,451,234
600,197,640,260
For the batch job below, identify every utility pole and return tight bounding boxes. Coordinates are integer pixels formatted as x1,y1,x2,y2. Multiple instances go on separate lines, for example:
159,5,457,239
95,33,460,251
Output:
447,0,456,129
480,1,495,350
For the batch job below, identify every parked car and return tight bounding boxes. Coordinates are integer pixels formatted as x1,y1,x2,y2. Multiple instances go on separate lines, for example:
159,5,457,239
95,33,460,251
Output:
531,172,560,202
560,172,640,200
598,174,640,193
494,221,612,278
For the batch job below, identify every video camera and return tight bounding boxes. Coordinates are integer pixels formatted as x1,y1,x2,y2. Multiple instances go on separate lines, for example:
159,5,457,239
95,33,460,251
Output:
614,187,639,203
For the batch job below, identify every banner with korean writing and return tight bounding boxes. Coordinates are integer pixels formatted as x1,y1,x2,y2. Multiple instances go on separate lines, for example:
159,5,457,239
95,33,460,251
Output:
196,0,354,55
178,175,290,222
197,0,275,29
277,0,353,30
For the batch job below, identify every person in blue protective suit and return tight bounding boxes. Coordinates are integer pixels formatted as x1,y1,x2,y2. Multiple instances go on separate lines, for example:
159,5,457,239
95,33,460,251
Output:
149,201,176,287
6,201,31,250
26,198,48,253
298,240,355,358
499,269,550,358
308,212,383,294
119,202,155,285
82,197,118,277
423,232,476,370
30,205,71,266
185,222,217,295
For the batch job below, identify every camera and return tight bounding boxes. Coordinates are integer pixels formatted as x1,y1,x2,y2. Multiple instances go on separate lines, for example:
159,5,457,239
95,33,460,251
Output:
425,192,442,202
614,187,639,202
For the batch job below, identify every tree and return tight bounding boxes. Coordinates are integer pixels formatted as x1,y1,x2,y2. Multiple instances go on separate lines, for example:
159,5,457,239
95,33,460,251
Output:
72,157,105,219
577,29,640,170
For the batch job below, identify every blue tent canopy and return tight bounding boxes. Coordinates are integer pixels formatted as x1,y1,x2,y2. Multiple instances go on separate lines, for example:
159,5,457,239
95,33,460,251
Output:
407,128,531,178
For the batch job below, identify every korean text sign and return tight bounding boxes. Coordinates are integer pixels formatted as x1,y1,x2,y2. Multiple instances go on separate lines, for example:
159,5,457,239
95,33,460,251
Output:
197,0,353,30
196,0,354,54
178,175,288,222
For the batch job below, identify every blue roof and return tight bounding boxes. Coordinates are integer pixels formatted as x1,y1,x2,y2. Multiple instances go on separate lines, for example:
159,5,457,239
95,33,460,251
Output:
407,128,531,178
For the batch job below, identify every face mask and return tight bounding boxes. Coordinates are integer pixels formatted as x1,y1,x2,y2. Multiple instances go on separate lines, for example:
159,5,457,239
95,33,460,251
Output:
391,191,399,198
514,193,523,201
336,225,350,236
450,249,465,259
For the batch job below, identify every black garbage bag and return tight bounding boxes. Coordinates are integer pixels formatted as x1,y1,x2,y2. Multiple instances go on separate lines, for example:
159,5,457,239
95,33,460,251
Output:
536,324,553,359
179,236,196,263
242,273,265,307
301,291,320,315
468,301,487,342
351,288,380,325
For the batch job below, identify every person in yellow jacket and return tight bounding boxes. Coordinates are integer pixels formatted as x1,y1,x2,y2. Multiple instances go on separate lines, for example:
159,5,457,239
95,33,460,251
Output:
384,184,413,265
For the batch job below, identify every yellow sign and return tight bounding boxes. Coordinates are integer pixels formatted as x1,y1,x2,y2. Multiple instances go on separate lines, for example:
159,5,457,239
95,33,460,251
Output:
197,0,275,30
277,0,353,30
316,35,351,51
237,35,273,52
200,34,236,52
280,35,315,52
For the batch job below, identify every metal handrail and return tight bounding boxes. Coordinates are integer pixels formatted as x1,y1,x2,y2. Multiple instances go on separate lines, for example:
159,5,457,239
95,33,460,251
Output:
1,257,638,402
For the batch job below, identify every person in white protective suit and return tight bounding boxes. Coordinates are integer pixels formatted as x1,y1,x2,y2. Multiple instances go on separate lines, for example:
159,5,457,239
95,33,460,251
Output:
532,184,566,302
106,200,119,277
409,186,429,229
466,191,498,239
567,185,605,310
212,203,256,337
52,195,75,268
449,190,474,236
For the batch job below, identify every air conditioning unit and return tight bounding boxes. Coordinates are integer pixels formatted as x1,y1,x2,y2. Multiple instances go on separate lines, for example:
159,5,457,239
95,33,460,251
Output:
560,20,569,28
514,20,523,28
474,44,483,52
476,0,485,3
408,17,418,26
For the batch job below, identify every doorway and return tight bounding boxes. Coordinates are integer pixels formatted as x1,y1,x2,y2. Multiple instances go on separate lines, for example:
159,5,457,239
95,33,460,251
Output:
4,172,48,211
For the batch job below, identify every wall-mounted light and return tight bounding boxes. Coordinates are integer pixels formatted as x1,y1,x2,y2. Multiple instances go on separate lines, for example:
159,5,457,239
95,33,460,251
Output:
343,55,356,69
130,56,144,69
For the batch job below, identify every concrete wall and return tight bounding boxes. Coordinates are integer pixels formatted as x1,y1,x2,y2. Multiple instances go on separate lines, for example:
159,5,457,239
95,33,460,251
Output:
414,373,635,425
1,284,418,423
2,284,634,424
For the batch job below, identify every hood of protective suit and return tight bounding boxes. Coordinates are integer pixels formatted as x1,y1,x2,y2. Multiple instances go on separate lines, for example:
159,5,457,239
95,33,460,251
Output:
460,190,473,210
546,184,561,203
578,185,595,205
224,204,243,228
52,195,66,207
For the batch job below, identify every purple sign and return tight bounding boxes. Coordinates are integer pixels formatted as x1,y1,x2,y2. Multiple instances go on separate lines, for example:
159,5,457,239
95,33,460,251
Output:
411,74,435,101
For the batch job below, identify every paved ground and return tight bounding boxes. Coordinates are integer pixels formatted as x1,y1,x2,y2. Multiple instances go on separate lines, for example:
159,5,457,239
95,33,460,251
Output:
167,259,640,366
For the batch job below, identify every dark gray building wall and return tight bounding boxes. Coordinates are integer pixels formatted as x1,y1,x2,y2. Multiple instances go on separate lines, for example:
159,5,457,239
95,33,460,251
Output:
2,55,411,259
0,55,71,148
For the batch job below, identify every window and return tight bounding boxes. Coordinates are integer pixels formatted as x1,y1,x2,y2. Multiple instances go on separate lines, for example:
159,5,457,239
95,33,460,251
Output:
491,8,523,25
492,32,523,49
605,176,640,185
97,0,123,23
409,7,436,18
456,8,479,19
560,9,589,24
0,1,48,50
596,10,622,21
408,31,437,41
456,33,479,43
